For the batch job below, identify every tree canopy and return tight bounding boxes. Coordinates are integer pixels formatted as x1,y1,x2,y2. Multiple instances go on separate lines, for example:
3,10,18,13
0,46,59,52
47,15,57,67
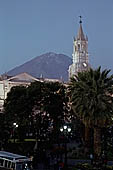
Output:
69,67,113,127
4,80,69,143
69,67,113,156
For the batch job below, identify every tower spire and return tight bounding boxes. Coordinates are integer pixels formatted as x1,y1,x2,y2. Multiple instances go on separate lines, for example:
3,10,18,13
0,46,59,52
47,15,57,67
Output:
68,17,90,79
77,16,85,40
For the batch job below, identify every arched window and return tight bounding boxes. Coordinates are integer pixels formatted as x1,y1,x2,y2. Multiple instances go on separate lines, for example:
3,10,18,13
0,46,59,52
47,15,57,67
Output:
78,44,80,50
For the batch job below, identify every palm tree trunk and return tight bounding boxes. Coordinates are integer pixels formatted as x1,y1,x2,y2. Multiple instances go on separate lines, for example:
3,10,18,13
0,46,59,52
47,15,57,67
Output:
94,127,101,157
84,126,91,154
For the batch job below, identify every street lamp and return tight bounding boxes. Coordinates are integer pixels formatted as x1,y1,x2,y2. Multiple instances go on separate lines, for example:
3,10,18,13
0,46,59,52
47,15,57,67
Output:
60,124,71,169
13,122,18,143
13,122,18,128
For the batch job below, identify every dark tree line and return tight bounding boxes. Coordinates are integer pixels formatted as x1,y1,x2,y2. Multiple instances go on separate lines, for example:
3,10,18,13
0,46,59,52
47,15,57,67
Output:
2,81,70,144
1,66,113,159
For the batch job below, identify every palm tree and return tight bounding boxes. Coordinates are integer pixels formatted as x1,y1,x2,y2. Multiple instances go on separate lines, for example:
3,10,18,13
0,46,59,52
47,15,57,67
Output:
69,66,113,157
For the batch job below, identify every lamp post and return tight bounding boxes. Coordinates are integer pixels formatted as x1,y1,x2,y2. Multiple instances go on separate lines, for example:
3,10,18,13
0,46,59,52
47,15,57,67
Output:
13,122,18,143
60,125,71,169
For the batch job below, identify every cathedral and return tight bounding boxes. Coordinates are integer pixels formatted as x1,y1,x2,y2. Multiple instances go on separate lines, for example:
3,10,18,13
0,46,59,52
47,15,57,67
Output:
68,17,90,79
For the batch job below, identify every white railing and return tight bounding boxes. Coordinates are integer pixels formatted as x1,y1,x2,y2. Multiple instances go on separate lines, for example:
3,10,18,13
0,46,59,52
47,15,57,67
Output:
0,157,16,170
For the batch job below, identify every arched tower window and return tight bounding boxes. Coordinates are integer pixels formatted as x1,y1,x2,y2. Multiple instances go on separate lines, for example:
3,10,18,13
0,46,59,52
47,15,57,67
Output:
78,44,80,50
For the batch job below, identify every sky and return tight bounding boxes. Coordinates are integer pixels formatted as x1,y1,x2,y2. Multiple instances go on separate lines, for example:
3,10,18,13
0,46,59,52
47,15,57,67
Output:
0,0,113,75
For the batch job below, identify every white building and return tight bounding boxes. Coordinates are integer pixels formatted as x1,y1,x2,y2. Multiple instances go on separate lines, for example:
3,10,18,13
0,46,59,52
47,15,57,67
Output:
0,72,61,112
0,72,40,112
69,18,90,79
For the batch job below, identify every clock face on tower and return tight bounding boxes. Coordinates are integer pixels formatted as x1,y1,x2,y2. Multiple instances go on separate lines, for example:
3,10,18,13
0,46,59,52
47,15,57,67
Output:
83,62,87,67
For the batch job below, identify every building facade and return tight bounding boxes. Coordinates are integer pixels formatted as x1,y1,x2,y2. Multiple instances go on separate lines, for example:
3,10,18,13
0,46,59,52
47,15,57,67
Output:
69,18,90,79
0,72,61,112
0,73,40,112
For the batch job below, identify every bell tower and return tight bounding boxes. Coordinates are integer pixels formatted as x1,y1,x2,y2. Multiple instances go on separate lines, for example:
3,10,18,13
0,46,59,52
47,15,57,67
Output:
69,16,90,79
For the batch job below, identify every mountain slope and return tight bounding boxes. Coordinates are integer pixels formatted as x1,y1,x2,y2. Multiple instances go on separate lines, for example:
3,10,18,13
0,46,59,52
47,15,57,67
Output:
7,52,72,82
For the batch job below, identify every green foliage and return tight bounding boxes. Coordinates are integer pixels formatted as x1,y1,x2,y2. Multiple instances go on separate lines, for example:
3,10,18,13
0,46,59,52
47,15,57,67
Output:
4,86,28,126
69,67,113,126
72,163,92,170
3,80,69,144
69,67,113,156
0,113,10,145
72,163,113,170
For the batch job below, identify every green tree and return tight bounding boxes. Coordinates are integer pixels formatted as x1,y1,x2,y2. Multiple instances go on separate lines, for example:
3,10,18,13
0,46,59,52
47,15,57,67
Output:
4,81,43,140
27,81,48,140
4,80,69,145
4,86,31,141
69,67,113,156
0,113,10,148
29,81,69,143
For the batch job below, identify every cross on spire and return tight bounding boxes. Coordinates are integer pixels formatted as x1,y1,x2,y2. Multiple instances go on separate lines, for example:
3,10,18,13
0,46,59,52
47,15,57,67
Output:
79,16,82,24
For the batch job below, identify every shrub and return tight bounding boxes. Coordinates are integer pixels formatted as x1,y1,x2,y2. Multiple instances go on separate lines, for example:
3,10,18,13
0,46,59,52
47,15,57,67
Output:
72,163,113,170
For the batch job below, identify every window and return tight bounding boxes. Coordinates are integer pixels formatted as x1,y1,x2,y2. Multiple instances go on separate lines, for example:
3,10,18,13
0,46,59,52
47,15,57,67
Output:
78,44,80,50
